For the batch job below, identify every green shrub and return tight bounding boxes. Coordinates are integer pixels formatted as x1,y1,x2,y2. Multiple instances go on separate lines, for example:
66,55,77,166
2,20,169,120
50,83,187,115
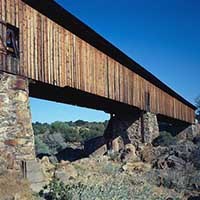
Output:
101,162,121,176
153,131,177,147
39,178,71,200
33,122,51,135
33,120,106,145
39,177,172,200
35,136,50,155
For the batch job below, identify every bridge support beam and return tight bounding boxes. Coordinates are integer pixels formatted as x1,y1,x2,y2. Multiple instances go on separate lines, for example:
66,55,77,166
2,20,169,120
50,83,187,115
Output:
0,72,35,169
104,111,159,152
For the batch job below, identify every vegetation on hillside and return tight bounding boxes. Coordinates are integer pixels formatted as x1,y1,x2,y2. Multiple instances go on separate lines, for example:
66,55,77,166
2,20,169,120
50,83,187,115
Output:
38,158,182,200
33,120,107,156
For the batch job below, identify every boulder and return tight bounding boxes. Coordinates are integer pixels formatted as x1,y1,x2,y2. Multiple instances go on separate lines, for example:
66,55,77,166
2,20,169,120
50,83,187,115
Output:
122,161,151,173
166,155,186,170
170,141,196,162
24,160,48,192
40,156,55,180
55,163,77,184
193,136,200,146
111,136,124,152
120,143,137,162
84,136,107,157
141,145,169,164
189,148,200,169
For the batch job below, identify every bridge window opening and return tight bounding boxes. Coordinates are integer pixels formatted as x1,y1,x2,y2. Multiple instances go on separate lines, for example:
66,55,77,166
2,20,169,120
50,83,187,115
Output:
30,97,109,161
6,23,19,57
145,92,150,112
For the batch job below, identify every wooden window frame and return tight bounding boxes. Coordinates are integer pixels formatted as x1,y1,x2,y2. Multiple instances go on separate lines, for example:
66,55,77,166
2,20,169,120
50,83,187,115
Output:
6,23,19,58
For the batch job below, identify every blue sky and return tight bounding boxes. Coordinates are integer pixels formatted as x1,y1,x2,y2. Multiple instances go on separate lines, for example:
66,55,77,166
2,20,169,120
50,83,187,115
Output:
30,0,200,123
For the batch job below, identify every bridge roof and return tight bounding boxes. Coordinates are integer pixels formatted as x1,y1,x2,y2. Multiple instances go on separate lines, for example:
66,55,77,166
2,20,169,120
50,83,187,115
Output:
22,0,196,110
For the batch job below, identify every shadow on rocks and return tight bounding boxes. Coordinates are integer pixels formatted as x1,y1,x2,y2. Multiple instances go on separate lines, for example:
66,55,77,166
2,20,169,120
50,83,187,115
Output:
55,147,87,162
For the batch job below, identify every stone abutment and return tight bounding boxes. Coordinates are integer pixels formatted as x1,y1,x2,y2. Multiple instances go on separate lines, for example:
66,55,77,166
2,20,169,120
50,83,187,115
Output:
0,72,35,169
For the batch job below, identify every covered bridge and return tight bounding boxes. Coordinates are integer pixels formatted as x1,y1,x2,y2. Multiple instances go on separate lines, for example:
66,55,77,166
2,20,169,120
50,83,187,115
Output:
0,0,196,161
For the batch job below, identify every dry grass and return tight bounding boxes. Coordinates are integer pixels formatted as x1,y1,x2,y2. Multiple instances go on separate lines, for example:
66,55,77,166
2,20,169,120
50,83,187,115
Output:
0,171,35,200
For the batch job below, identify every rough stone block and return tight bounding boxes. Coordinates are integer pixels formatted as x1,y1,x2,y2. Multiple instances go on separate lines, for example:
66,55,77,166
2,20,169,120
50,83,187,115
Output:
90,144,107,157
12,78,27,91
4,139,18,147
0,94,9,104
25,160,45,183
111,136,124,152
14,91,28,103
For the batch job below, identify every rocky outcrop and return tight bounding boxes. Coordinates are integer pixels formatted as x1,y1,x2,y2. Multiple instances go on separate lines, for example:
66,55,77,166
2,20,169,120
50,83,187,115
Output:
55,162,77,184
120,143,137,162
176,123,200,141
141,140,197,169
139,134,200,198
0,72,35,167
122,161,151,173
40,156,55,180
83,112,160,161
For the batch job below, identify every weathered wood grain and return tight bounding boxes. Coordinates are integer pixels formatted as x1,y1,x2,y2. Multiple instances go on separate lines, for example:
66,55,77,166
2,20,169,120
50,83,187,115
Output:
0,0,195,123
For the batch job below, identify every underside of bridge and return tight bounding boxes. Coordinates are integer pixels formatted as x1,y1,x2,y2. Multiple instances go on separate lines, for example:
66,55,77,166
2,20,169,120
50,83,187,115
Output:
29,78,191,126
0,71,194,167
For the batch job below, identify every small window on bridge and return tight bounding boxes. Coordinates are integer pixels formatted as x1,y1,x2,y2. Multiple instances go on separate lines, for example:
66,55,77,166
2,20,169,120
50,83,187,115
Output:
6,23,19,58
145,92,150,112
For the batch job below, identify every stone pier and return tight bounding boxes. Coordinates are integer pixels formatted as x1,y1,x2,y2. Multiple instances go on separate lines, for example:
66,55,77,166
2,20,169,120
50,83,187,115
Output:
0,72,35,169
104,111,159,152
142,112,159,143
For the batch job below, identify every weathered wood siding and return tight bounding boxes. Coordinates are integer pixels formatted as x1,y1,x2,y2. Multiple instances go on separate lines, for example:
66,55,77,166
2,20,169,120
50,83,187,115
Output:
0,0,195,123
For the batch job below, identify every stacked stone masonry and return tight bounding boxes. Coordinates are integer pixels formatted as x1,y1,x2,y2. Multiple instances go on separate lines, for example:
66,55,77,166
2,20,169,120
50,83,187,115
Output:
104,112,159,152
0,72,35,167
142,112,159,143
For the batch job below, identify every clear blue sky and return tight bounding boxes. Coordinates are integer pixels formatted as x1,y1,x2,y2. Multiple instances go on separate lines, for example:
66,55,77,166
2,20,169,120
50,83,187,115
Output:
30,0,200,123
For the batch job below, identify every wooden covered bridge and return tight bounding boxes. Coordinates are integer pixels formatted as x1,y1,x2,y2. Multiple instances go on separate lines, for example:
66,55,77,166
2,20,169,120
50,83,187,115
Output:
0,0,196,161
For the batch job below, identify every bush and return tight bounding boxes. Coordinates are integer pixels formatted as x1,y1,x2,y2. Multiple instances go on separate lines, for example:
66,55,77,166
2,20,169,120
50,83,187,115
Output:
101,162,121,175
39,176,172,200
153,131,177,147
33,121,106,145
33,120,107,157
39,178,71,200
33,122,51,135
35,136,50,155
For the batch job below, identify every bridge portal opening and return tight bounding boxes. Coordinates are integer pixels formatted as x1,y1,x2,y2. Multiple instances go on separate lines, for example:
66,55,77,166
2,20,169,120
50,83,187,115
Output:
30,97,109,162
